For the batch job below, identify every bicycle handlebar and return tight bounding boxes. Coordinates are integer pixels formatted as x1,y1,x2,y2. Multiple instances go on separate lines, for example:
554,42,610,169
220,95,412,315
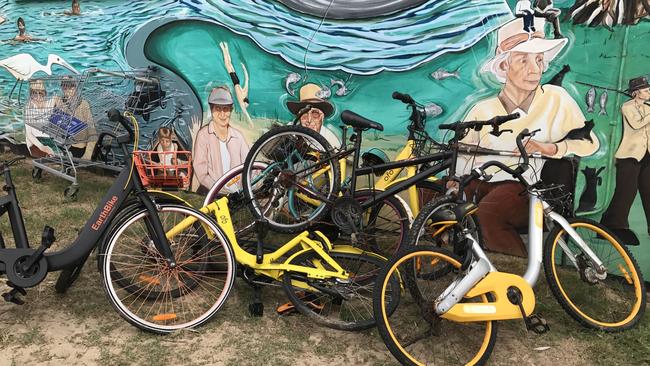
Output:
459,128,537,187
438,112,520,132
392,91,415,105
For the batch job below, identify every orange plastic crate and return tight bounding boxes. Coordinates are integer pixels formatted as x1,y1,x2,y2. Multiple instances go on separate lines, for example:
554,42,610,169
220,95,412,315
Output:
133,150,192,190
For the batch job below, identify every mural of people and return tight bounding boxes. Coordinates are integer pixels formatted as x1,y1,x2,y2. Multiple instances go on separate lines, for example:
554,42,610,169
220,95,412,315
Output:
14,17,44,43
23,80,55,157
287,83,341,148
600,76,650,244
52,76,95,159
534,0,563,39
457,17,600,256
192,86,250,194
64,0,82,16
515,0,536,32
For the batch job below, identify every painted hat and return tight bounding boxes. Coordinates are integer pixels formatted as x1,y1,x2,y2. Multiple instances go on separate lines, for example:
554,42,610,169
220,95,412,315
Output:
30,79,46,91
61,75,79,88
481,17,567,82
208,86,234,105
287,83,334,117
627,76,650,93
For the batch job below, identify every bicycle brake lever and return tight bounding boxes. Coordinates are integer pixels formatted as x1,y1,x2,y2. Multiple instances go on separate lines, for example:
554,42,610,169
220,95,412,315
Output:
490,129,513,137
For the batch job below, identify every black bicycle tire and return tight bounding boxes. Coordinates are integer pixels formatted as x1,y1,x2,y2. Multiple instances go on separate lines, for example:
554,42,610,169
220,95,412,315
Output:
543,217,646,332
282,250,398,331
242,125,341,233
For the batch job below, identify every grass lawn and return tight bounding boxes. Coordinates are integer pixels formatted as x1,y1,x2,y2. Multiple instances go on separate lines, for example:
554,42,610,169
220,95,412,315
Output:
0,156,649,366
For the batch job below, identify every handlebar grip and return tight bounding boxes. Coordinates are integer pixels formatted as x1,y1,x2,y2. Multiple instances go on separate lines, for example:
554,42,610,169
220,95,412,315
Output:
438,122,456,131
392,91,414,105
515,128,530,168
107,109,134,138
493,112,520,125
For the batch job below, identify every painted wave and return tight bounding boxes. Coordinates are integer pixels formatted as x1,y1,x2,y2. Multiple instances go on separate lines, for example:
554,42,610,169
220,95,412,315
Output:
194,0,512,75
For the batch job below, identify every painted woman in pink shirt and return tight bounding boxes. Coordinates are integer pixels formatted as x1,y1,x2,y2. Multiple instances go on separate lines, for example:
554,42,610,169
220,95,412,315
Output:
192,86,250,194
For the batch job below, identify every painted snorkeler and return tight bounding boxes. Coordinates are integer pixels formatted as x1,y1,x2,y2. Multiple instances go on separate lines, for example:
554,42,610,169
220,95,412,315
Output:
13,17,46,43
64,0,82,16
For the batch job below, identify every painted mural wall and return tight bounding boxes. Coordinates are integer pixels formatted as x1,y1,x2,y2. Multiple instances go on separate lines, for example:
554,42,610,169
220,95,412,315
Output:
0,1,648,271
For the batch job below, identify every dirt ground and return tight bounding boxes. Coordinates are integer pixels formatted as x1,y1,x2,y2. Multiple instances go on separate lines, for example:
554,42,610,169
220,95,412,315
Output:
0,159,649,366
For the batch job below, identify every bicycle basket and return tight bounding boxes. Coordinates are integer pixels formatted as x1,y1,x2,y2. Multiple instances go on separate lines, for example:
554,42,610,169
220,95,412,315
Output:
133,150,192,190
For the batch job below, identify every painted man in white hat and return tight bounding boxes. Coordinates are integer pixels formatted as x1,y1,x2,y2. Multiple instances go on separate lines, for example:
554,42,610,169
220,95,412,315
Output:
287,83,341,148
600,76,650,244
456,17,600,256
193,86,250,194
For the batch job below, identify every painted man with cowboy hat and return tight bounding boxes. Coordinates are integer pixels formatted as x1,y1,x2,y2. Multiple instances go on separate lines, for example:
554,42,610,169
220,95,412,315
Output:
456,16,600,256
287,83,341,148
193,85,250,194
601,76,650,244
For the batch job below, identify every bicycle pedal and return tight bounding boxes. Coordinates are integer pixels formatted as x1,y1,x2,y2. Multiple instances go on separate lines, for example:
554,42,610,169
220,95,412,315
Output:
2,285,26,305
249,302,264,317
526,314,550,334
41,225,56,248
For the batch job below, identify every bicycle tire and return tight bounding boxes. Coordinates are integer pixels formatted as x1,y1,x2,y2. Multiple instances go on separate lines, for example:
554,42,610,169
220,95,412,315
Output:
543,218,646,332
334,189,411,257
405,195,483,282
282,249,399,331
203,162,267,250
57,192,187,294
100,204,236,334
242,125,341,233
373,245,497,366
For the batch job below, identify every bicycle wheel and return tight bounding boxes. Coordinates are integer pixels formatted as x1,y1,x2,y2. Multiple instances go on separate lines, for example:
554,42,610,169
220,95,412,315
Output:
543,218,646,331
415,179,445,215
100,204,236,334
203,162,268,250
408,195,483,261
57,192,188,294
282,249,399,331
374,245,497,366
242,125,341,233
331,189,410,257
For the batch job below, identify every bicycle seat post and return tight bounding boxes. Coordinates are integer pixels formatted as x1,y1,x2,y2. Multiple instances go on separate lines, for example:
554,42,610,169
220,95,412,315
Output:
255,219,268,264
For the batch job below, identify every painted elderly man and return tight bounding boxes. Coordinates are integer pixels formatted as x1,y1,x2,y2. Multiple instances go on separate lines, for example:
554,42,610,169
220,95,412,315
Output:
457,17,600,256
287,83,341,148
193,86,250,194
601,76,650,244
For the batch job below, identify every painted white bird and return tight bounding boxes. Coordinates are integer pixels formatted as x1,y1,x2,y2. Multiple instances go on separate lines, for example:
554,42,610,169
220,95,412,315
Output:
0,53,79,102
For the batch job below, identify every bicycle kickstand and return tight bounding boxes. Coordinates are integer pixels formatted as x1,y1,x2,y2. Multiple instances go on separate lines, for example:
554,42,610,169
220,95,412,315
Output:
248,284,264,317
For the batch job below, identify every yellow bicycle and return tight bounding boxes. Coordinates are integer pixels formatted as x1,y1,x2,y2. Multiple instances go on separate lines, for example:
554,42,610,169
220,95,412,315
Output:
100,194,400,331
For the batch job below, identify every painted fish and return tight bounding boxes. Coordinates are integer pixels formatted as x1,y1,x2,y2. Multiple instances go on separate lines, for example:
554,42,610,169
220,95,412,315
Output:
599,90,608,116
315,84,331,99
331,78,349,96
430,68,459,80
285,72,301,96
424,103,443,118
585,87,596,113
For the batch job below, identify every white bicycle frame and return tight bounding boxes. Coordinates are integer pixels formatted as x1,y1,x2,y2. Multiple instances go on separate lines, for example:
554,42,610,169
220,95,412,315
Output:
435,189,608,315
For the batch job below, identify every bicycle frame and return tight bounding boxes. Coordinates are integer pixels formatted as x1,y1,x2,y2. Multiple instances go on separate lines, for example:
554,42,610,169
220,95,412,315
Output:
0,133,174,284
433,190,611,323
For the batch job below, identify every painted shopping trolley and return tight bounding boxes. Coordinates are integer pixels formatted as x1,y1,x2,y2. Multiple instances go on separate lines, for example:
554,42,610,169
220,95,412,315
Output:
25,67,169,200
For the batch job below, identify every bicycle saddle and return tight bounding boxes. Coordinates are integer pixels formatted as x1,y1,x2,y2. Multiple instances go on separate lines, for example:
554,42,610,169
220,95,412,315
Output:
340,110,384,131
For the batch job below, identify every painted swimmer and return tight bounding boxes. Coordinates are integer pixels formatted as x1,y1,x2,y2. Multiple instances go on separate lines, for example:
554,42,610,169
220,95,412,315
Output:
64,0,82,16
13,17,46,43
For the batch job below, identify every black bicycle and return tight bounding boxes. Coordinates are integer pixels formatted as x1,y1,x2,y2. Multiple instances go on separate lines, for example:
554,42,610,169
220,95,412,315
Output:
241,91,520,254
0,110,236,334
